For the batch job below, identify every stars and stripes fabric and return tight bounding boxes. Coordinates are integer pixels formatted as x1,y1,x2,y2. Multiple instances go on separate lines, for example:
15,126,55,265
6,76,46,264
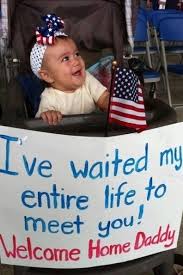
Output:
36,14,67,45
108,67,147,131
36,30,55,45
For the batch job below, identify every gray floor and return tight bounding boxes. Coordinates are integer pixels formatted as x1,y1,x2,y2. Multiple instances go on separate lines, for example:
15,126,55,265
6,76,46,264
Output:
1,67,183,275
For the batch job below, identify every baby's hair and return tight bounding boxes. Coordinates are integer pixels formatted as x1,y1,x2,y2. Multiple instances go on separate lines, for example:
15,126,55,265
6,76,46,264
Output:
55,35,70,40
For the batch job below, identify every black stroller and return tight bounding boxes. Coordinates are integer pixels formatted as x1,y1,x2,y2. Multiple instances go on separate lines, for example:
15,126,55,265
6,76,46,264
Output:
1,0,176,136
0,1,177,274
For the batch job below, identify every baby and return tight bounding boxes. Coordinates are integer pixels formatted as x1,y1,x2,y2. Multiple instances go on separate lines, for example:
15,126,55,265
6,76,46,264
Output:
30,14,109,125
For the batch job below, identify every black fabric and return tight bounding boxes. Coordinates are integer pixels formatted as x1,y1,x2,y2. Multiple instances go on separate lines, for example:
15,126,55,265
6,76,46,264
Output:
16,73,45,117
0,104,2,119
152,0,179,9
11,0,123,69
128,57,155,84
166,0,179,9
152,0,159,9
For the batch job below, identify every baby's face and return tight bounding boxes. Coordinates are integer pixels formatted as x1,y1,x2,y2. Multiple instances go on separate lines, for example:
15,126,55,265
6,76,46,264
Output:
43,38,86,91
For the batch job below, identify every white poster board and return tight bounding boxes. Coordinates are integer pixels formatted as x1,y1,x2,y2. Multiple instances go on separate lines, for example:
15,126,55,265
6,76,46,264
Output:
0,123,183,268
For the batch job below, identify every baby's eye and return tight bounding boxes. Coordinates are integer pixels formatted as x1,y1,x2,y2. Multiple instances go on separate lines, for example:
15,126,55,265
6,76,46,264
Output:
75,52,80,57
62,56,69,62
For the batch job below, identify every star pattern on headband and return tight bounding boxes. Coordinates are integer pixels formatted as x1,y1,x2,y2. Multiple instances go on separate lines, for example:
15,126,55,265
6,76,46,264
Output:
36,13,66,45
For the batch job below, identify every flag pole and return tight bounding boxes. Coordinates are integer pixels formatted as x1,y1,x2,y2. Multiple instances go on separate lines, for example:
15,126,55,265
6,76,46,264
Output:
104,60,117,137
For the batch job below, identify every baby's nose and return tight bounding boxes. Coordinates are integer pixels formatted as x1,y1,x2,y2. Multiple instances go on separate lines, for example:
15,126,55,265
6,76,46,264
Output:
72,56,80,66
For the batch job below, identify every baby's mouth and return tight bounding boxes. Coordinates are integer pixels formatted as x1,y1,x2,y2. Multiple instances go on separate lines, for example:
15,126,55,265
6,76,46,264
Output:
72,69,82,76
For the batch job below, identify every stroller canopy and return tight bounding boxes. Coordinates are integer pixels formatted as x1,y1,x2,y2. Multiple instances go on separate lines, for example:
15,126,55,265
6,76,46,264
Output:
4,0,139,70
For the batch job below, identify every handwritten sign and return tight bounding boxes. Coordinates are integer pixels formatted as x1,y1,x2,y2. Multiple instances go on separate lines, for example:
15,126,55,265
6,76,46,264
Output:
0,123,183,268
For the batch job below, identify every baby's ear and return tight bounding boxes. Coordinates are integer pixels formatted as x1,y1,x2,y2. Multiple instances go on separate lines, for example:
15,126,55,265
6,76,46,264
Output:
38,69,54,84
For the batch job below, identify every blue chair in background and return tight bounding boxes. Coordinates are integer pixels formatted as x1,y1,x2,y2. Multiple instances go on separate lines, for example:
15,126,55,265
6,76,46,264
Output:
159,16,183,107
133,14,160,97
134,10,158,63
150,10,183,54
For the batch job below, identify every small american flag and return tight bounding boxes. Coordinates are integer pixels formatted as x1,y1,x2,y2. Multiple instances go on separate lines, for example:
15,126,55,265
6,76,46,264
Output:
108,67,147,131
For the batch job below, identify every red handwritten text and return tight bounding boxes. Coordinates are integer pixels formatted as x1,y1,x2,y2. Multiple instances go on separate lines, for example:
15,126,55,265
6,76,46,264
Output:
88,239,131,259
0,234,80,262
134,224,175,250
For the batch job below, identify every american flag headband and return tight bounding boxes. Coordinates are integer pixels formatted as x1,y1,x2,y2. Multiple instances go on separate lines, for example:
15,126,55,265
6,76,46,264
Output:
30,13,68,78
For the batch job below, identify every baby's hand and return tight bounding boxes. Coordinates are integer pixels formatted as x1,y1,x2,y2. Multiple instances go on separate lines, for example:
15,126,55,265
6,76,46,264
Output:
40,111,62,125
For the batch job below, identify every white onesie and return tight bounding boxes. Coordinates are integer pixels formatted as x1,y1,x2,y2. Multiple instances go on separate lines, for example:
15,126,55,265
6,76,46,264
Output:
36,72,106,117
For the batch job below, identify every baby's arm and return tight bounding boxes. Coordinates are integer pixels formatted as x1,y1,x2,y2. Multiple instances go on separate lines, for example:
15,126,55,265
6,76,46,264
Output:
86,72,110,111
96,90,110,112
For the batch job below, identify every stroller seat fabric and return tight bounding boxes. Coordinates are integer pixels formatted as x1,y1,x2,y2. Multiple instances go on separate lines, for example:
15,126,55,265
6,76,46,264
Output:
16,73,45,118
